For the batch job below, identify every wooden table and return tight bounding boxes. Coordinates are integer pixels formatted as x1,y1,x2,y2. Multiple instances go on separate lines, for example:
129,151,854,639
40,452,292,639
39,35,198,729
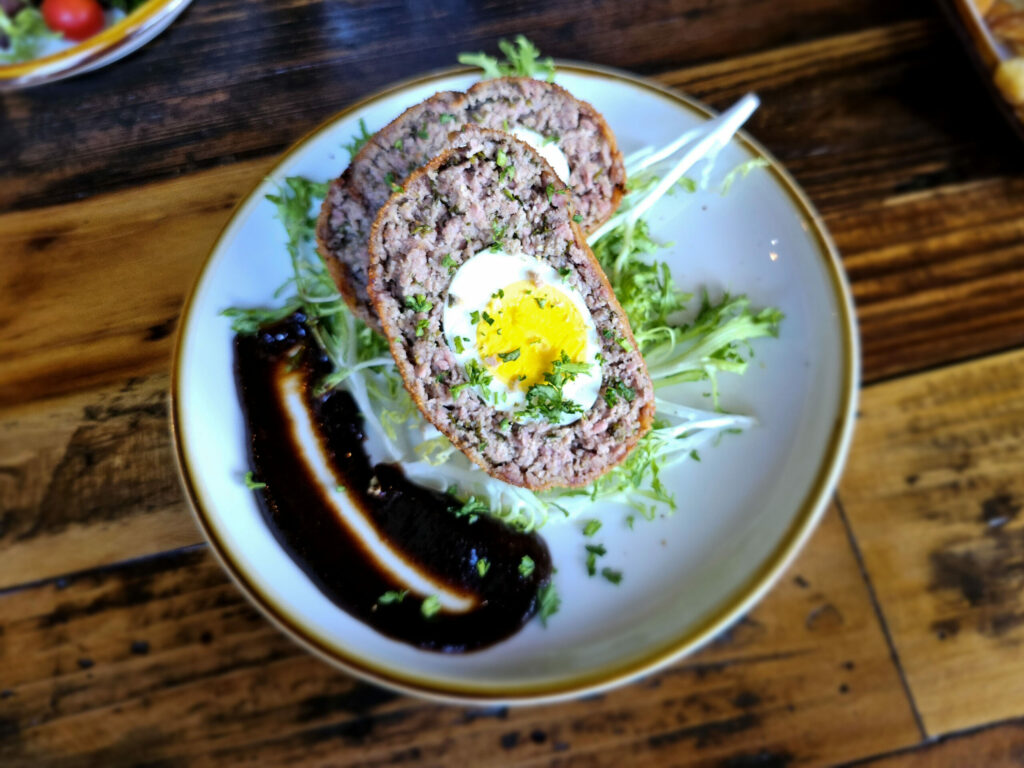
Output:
3,0,1024,764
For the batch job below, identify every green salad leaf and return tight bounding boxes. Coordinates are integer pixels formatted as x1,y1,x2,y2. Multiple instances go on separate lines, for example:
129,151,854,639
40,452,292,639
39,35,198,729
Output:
458,35,555,82
0,7,59,64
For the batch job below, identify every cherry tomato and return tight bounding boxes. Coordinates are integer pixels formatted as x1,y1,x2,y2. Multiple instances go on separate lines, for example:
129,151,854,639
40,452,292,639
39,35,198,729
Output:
41,0,105,42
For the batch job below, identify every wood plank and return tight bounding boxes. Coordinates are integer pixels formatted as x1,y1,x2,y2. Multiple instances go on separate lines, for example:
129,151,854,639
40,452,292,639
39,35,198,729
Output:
830,178,1024,381
839,346,1024,736
852,719,1024,767
660,18,1021,213
0,0,928,213
0,507,921,767
0,158,272,408
0,374,198,591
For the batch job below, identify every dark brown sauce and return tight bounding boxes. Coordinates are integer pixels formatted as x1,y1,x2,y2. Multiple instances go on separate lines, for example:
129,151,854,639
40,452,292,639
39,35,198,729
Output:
235,315,552,652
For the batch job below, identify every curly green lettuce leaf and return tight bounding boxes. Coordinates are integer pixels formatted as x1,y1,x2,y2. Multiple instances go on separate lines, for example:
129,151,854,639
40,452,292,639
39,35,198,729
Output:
458,35,555,82
720,157,769,195
0,7,59,64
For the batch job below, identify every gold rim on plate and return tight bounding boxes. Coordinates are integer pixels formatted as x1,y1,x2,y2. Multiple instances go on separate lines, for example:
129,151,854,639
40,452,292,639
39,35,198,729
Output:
0,0,191,89
171,62,861,705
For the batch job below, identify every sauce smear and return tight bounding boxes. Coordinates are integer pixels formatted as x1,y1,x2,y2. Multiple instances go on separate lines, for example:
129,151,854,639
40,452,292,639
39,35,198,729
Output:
235,315,552,652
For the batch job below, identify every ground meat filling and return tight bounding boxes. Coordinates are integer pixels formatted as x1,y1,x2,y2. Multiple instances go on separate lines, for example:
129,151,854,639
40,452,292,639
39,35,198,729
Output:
465,77,626,233
368,128,654,491
316,91,468,330
317,79,625,330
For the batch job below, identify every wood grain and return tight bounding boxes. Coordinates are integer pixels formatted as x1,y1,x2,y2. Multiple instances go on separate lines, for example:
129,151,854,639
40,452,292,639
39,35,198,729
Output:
0,158,272,408
840,346,1024,736
2,0,1024,762
853,719,1024,766
0,374,198,591
3,19,1024,410
0,507,921,767
829,177,1024,381
0,0,927,213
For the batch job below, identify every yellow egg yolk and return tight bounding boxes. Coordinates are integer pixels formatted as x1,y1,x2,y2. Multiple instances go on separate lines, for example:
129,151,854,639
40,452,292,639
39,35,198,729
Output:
476,280,588,389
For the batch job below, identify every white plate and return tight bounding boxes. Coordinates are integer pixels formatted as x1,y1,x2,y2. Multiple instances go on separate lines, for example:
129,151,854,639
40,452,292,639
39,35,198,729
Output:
172,63,859,705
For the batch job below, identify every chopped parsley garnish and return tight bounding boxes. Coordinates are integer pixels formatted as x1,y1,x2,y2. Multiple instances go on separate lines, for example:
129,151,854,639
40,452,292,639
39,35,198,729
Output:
495,148,509,168
490,219,507,248
451,359,493,399
243,471,266,490
582,519,602,537
343,118,373,159
481,311,495,326
558,267,571,278
499,418,510,431
442,254,458,274
439,113,455,124
377,589,408,605
537,583,560,626
498,348,520,362
466,359,492,387
534,297,547,309
417,126,429,139
604,379,636,407
449,494,489,519
421,595,441,618
415,318,429,337
616,336,633,352
519,555,535,578
477,558,490,577
553,353,591,377
626,515,635,530
542,134,560,146
601,568,623,585
585,543,607,576
385,172,403,193
545,184,570,204
411,222,433,235
499,164,515,184
521,352,587,423
393,138,404,150
470,310,481,324
690,449,701,462
405,294,433,313
572,214,583,223
454,336,465,353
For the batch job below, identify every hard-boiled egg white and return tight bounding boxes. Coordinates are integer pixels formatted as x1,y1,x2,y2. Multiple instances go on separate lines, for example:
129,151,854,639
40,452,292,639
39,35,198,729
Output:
510,126,571,185
442,249,602,424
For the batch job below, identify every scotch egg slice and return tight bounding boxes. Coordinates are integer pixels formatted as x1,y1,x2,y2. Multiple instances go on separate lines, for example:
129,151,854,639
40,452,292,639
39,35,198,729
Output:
442,249,603,424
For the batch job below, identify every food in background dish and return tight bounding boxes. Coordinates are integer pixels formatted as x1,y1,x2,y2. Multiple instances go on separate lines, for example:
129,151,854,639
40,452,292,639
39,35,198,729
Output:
367,128,654,490
315,77,625,331
974,0,1024,108
0,0,146,63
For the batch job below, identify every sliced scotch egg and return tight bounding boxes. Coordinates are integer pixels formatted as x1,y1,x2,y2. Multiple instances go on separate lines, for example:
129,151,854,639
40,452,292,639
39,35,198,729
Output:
442,249,602,424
